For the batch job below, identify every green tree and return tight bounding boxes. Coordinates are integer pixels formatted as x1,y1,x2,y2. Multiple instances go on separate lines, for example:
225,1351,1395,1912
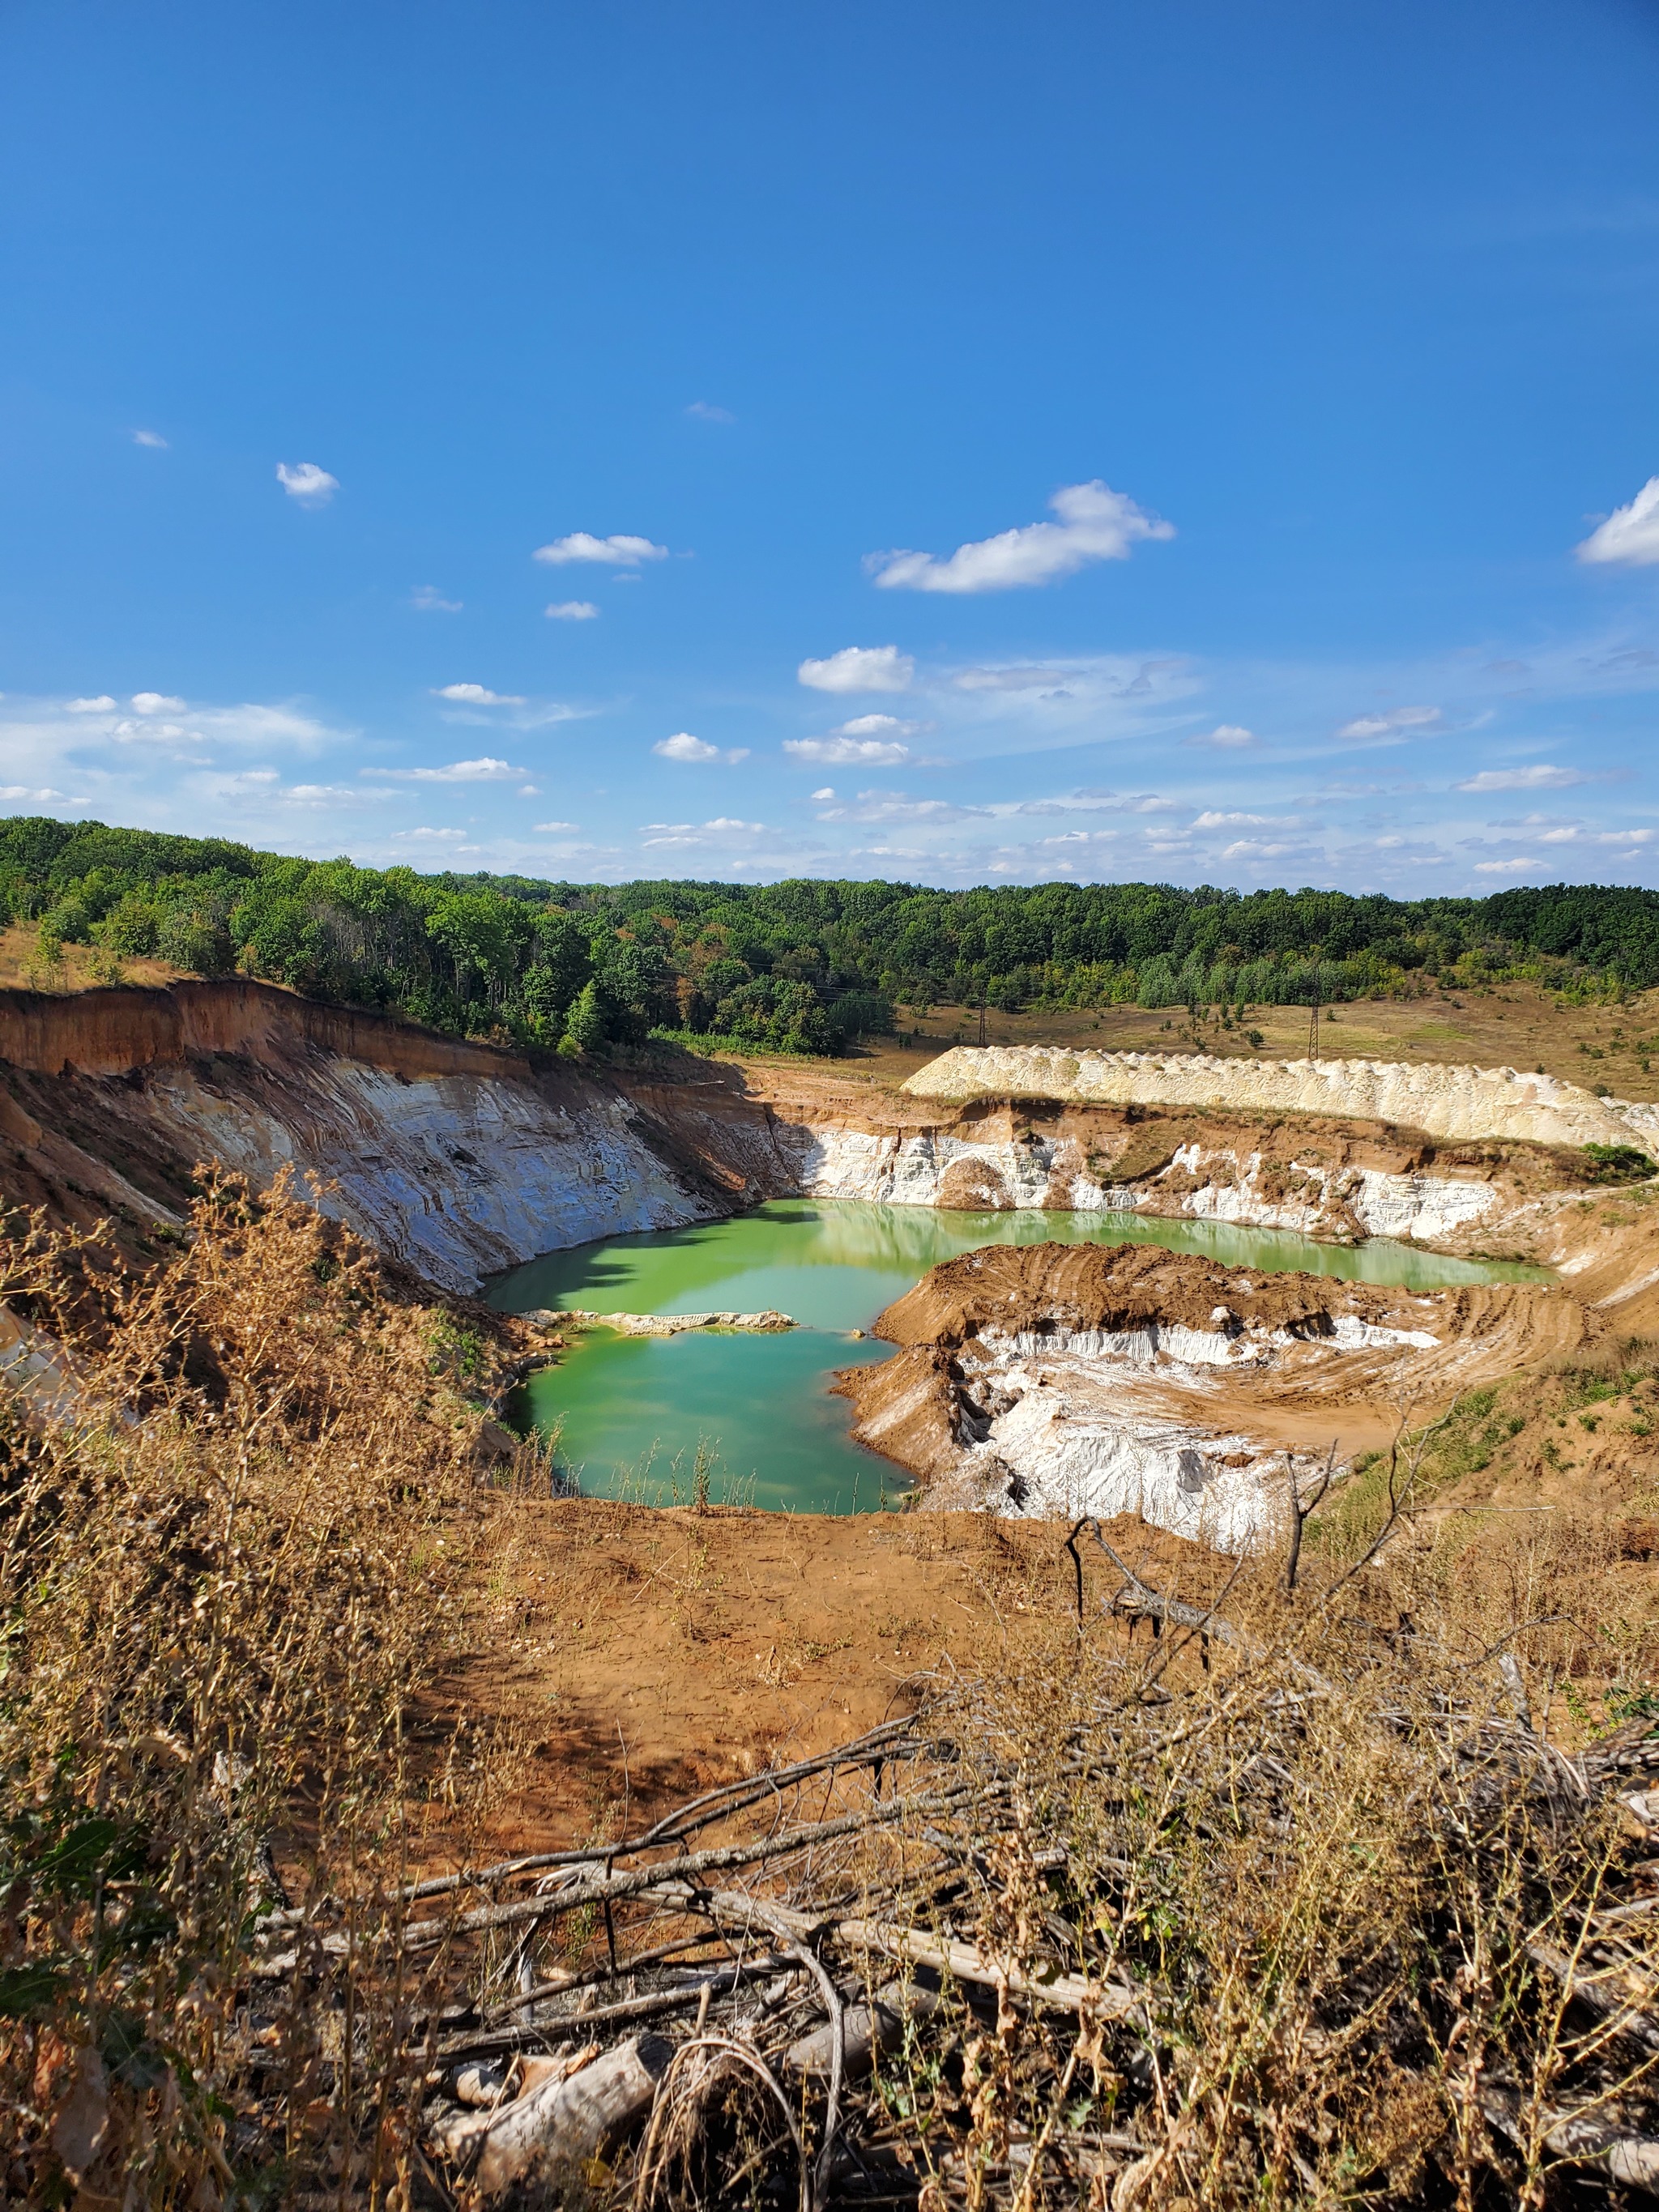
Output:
561,979,608,1055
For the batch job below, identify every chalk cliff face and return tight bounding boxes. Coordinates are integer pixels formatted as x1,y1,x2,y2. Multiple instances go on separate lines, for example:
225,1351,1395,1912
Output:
838,1241,1589,1549
772,1120,1503,1246
0,982,760,1291
0,986,1601,1295
902,1045,1659,1160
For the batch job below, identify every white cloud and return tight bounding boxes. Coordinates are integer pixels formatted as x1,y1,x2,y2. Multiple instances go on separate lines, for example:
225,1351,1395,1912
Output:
1473,856,1543,873
1576,477,1659,567
393,757,524,782
642,816,766,848
784,735,911,767
1185,723,1258,750
811,786,835,800
654,732,750,764
433,684,526,705
1336,705,1441,739
66,696,117,713
275,462,339,507
534,820,578,831
131,692,186,714
1536,823,1654,845
832,713,921,739
1455,765,1584,792
1220,838,1308,862
401,827,469,840
412,586,462,612
131,429,168,450
0,785,73,803
533,531,668,567
867,479,1174,595
684,401,735,423
545,600,599,620
1192,810,1308,829
797,646,914,694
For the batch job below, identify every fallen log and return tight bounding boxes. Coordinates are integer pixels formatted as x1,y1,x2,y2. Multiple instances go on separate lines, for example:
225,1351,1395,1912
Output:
436,2033,673,2201
832,1917,1144,2018
785,1977,941,2078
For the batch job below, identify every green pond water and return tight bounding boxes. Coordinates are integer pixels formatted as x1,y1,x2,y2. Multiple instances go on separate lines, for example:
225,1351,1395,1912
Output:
488,1200,1548,1516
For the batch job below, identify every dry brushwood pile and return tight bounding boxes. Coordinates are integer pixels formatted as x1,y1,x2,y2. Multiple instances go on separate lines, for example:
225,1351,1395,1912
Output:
2,1182,1659,2206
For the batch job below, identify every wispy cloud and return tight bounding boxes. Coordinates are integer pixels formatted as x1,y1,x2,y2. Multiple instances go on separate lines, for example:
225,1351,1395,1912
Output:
867,479,1174,595
130,692,186,714
411,586,462,612
642,816,767,849
533,531,668,567
1455,765,1584,791
797,646,914,694
1336,705,1441,739
275,462,339,507
1192,810,1312,830
1184,722,1259,750
131,429,168,450
66,696,117,713
684,401,734,424
1576,477,1659,568
545,600,599,620
389,757,525,783
433,684,525,705
534,820,578,832
654,732,751,764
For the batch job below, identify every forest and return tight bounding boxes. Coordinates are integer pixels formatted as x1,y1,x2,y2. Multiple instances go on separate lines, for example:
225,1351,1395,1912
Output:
2,814,1656,1055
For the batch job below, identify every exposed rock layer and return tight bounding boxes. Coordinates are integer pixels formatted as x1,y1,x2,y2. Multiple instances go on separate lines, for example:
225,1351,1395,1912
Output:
838,1242,1590,1548
902,1045,1659,1160
0,983,1614,1298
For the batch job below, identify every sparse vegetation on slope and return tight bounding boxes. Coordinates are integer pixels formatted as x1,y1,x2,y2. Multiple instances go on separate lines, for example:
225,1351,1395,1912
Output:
2,1178,1659,2204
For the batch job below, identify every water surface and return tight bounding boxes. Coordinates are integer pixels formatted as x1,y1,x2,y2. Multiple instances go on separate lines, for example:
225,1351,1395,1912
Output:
488,1200,1546,1514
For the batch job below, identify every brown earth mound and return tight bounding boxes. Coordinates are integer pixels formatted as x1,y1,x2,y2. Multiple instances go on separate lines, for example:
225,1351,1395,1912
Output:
872,1238,1449,1349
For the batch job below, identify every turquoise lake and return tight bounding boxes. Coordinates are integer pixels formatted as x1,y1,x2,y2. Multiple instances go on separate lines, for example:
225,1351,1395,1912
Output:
487,1200,1546,1515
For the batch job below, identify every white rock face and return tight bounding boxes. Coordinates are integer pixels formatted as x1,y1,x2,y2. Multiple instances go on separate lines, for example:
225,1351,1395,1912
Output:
902,1046,1657,1159
969,1385,1278,1553
776,1120,1495,1247
131,1061,712,1291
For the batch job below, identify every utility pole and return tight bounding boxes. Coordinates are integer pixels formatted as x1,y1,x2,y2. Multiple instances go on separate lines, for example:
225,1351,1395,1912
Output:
977,991,987,1047
1307,961,1321,1060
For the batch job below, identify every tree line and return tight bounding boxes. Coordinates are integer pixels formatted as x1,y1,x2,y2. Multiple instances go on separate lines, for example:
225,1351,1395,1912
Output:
2,815,1654,1055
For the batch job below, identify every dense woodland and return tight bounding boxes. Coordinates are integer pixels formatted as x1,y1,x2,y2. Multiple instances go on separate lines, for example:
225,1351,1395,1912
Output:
2,813,1657,1055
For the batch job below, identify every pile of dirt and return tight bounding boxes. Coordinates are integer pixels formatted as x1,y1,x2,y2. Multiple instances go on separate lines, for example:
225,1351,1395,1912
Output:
872,1238,1447,1349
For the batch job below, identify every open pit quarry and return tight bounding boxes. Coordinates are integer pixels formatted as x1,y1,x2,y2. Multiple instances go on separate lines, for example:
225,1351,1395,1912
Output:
3,978,1657,1551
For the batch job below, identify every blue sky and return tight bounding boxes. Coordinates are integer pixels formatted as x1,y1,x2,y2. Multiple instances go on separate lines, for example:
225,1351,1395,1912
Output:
2,0,1657,894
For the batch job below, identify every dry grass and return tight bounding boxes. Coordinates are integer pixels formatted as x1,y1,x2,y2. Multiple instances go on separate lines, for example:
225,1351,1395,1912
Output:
0,1173,544,2206
2,1187,1659,2206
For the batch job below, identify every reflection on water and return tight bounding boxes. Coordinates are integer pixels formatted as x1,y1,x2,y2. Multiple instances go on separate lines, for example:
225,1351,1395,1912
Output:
488,1200,1547,1515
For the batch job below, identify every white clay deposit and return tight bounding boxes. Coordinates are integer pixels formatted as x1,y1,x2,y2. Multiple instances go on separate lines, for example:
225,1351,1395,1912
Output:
902,1046,1659,1160
775,1120,1499,1243
119,1061,715,1291
949,1308,1441,1549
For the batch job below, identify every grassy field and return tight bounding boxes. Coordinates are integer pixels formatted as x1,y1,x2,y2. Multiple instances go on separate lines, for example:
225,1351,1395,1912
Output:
845,978,1659,1099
